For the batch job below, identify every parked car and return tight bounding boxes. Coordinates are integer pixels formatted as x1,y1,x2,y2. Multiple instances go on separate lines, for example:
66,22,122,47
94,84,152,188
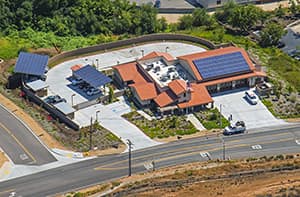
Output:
44,95,66,104
87,88,101,96
79,82,89,89
223,121,246,135
71,78,84,86
245,90,258,105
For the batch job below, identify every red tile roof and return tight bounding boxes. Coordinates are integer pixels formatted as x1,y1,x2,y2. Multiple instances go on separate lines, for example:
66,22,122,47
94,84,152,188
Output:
129,83,158,100
177,47,256,81
71,64,82,71
154,90,177,108
202,71,266,87
168,79,187,95
140,51,175,62
177,83,213,109
113,62,147,84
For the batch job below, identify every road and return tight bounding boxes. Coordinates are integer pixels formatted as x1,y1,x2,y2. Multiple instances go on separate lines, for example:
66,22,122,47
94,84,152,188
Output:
0,124,300,197
0,105,56,165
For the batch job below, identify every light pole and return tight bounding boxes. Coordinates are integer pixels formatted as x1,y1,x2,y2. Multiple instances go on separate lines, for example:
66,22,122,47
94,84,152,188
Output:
141,49,144,57
127,139,133,176
165,46,169,53
71,94,76,106
96,59,99,70
96,110,100,122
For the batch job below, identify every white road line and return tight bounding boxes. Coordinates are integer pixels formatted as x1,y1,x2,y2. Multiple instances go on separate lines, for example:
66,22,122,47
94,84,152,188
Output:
295,139,300,145
251,144,262,150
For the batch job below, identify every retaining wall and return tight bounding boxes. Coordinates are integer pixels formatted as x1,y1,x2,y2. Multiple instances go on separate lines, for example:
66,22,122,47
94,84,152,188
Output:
49,33,233,66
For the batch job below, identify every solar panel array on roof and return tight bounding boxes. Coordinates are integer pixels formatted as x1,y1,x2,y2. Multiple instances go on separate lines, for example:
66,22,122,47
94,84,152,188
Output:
14,52,49,76
193,52,250,80
74,65,112,88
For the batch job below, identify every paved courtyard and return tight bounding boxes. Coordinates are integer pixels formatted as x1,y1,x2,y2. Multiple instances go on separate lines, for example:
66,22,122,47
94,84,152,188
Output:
212,88,287,130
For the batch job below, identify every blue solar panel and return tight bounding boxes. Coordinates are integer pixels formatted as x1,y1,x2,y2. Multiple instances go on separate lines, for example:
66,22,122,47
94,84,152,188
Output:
14,52,49,76
193,52,250,80
74,65,112,88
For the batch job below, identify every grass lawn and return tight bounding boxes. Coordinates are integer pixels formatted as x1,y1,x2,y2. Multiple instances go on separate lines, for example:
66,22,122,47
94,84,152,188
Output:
122,111,198,139
194,108,230,130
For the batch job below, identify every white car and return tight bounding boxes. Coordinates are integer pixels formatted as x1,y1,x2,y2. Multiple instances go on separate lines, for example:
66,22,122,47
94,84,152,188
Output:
245,90,258,105
71,78,83,86
87,88,101,96
223,121,246,135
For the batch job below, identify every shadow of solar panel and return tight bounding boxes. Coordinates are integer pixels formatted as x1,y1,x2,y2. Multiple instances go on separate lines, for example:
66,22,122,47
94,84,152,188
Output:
193,52,250,80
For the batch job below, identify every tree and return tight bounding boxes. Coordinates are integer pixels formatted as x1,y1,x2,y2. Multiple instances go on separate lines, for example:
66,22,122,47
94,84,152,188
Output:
275,5,285,18
192,8,214,27
289,0,300,15
178,15,193,30
229,5,262,33
260,22,285,47
215,0,237,23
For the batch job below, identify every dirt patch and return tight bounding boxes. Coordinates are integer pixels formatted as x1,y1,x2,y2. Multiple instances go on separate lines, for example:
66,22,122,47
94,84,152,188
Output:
155,129,221,143
157,14,184,23
285,118,300,123
257,0,289,11
0,151,8,168
64,155,300,197
85,144,126,157
0,93,66,150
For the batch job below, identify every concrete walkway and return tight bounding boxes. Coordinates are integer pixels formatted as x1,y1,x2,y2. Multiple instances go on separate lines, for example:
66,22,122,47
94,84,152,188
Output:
137,110,154,121
74,99,161,151
186,114,206,131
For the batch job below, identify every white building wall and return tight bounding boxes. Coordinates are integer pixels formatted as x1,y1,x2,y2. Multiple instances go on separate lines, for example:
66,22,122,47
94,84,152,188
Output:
196,0,258,9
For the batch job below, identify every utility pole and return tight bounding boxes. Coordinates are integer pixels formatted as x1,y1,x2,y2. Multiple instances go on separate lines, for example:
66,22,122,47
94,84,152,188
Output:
89,117,93,150
219,104,222,128
127,139,133,176
221,138,225,160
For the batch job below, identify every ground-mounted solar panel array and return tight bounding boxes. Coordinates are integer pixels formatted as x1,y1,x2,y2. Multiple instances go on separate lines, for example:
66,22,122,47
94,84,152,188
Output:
74,65,112,88
193,52,250,80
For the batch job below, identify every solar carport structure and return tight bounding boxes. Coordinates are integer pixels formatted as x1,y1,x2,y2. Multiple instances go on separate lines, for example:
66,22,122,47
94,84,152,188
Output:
14,52,49,76
73,65,112,89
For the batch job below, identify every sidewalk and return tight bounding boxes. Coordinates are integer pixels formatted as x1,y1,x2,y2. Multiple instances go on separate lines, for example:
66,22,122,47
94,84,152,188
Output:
186,114,206,131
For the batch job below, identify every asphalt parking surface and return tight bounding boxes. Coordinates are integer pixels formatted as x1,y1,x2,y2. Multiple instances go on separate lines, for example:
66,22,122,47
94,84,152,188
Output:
0,105,56,165
212,88,287,129
281,28,300,53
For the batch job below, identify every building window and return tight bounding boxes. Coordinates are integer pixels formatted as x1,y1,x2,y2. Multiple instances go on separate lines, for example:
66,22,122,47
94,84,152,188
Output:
217,0,221,4
183,92,186,97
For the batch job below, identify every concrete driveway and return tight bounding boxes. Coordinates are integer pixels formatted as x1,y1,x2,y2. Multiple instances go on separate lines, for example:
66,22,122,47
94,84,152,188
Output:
74,97,161,151
212,88,287,129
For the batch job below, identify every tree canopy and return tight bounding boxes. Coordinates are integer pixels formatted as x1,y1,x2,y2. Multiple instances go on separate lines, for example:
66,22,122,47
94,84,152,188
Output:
260,22,286,47
0,0,166,36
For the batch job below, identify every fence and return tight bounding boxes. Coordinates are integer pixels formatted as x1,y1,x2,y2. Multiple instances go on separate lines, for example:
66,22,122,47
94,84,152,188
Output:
49,33,233,66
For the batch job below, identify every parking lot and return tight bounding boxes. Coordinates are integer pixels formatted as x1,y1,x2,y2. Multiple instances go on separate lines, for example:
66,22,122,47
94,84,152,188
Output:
212,88,287,130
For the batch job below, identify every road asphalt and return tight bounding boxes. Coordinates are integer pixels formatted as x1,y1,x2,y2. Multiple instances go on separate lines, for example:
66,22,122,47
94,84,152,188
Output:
0,124,299,197
0,105,56,165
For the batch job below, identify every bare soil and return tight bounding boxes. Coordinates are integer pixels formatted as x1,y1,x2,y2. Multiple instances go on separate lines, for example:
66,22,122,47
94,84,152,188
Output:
0,151,8,168
66,155,300,197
